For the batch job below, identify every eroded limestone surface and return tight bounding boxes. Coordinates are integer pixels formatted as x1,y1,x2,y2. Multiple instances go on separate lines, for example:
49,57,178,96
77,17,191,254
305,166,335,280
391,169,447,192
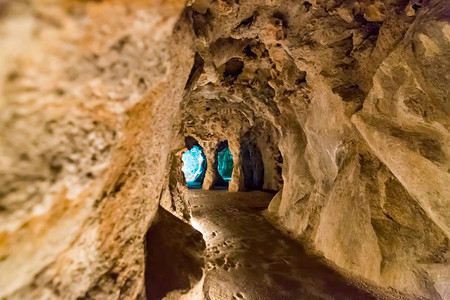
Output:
0,0,449,299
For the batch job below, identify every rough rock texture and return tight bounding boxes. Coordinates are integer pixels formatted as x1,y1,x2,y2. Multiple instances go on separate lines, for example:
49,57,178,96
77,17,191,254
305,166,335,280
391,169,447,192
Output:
0,1,194,298
0,0,449,299
171,0,450,298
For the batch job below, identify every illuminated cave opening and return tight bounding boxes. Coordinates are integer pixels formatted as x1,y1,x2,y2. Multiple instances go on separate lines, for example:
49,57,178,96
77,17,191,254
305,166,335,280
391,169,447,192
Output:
217,144,233,182
182,145,207,189
213,141,233,189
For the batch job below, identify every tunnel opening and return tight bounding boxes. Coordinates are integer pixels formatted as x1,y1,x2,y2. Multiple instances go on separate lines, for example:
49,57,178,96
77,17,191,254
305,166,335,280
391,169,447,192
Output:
182,137,207,189
241,139,264,190
217,142,233,182
213,140,233,189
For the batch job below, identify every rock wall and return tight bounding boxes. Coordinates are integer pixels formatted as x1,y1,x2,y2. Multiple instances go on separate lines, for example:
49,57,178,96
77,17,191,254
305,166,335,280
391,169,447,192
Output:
1,0,449,299
145,206,205,300
0,1,195,298
172,0,450,298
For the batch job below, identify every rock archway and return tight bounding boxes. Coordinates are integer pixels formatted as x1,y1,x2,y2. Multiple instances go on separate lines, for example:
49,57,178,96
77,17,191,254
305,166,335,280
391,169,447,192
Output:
215,140,233,189
181,138,207,189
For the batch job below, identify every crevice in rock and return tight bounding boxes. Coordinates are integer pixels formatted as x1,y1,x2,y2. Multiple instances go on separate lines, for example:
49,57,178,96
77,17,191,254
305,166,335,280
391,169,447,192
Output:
184,53,205,92
236,14,255,29
223,57,244,83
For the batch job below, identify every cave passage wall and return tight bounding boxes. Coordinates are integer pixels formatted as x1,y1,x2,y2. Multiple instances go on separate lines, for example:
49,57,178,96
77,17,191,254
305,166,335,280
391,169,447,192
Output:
0,0,449,299
167,0,450,298
0,0,195,298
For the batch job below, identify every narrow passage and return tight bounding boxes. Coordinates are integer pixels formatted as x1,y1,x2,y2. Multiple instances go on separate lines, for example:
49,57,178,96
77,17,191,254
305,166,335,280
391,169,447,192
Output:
188,190,391,300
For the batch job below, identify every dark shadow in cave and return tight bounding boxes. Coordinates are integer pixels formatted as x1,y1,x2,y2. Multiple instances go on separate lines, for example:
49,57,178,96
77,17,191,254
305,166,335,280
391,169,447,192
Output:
241,138,264,190
182,136,207,189
276,149,284,188
144,206,205,300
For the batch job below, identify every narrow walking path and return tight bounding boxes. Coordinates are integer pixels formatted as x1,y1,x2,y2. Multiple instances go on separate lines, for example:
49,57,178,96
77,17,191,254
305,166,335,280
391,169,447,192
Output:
188,190,394,300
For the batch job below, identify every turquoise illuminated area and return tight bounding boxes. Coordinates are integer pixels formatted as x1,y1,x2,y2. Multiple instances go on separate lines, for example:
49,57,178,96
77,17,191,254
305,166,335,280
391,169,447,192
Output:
218,147,233,181
182,146,206,186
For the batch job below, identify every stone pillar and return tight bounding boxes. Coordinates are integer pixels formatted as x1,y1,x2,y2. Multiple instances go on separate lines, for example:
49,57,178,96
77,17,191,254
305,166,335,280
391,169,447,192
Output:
202,141,219,190
228,140,244,192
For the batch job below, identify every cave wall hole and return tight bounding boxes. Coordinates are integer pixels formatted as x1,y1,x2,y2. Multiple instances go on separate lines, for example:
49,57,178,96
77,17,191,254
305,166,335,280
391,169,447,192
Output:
181,137,207,189
213,140,233,189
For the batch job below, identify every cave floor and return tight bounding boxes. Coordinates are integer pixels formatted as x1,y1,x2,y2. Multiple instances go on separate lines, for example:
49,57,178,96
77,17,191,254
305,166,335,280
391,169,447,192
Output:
188,190,394,300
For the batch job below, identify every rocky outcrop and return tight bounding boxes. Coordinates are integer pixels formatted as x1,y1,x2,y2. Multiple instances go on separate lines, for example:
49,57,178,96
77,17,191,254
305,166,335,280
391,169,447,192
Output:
0,1,195,298
0,0,449,299
145,206,205,300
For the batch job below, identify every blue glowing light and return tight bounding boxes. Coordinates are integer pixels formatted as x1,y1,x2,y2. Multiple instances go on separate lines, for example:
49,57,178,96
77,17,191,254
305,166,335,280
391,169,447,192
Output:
182,146,206,185
218,147,233,181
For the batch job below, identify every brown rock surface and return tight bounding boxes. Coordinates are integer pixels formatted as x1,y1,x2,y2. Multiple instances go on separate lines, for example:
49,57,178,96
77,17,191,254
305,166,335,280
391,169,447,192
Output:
0,0,449,299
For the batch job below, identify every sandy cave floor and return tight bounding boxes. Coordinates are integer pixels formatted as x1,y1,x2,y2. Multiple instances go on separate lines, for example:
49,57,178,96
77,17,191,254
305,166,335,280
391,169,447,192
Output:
188,190,399,300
